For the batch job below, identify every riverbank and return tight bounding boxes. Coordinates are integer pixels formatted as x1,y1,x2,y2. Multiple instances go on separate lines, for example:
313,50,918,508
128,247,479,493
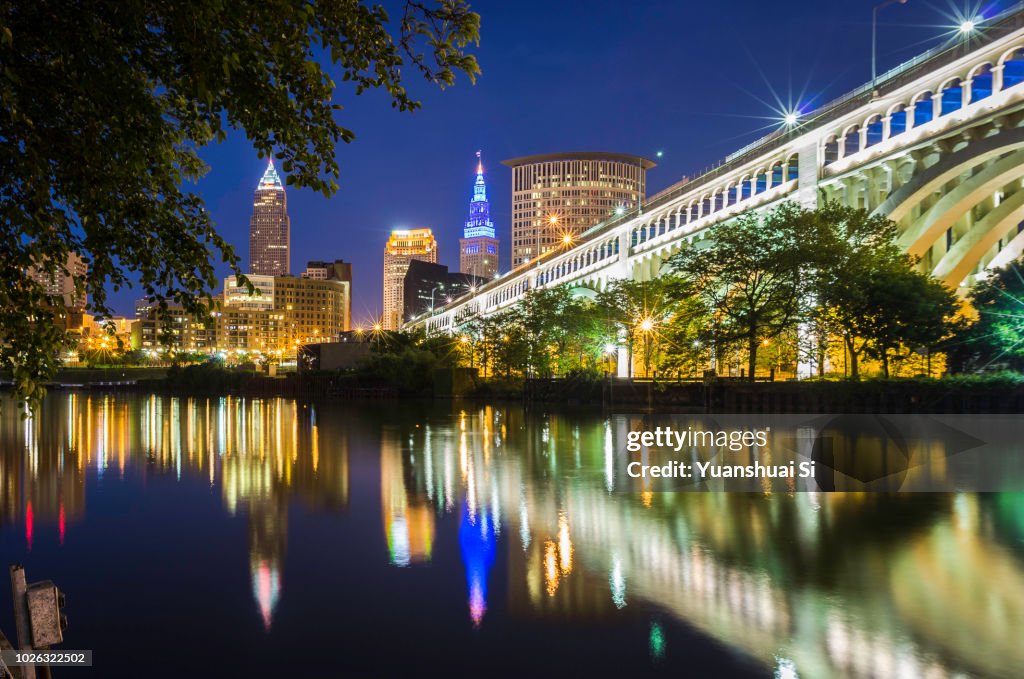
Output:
8,367,1024,413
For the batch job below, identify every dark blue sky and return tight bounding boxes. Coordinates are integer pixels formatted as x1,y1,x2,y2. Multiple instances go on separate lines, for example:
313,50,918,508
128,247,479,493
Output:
115,0,1000,324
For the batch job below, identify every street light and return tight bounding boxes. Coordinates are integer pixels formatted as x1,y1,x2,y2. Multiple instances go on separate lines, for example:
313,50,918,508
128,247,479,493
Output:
872,0,909,90
959,19,976,34
544,215,558,260
637,316,656,377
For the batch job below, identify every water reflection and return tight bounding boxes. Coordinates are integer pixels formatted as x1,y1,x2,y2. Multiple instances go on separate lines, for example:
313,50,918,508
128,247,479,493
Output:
1,396,1023,677
1,394,348,631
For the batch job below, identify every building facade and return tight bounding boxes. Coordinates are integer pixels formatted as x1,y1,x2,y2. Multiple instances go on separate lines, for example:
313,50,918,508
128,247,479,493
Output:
402,259,487,323
382,228,437,330
28,252,88,311
249,160,290,276
130,276,348,358
224,275,276,310
503,152,655,267
301,259,352,330
459,151,499,280
132,301,216,352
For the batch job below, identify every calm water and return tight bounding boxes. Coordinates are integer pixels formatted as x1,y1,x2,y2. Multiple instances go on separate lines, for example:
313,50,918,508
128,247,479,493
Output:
1,394,1023,678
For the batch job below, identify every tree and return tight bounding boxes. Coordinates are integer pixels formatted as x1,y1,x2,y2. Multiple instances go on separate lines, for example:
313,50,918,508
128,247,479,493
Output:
800,202,909,378
658,294,713,377
668,204,805,381
857,265,959,377
595,276,689,378
951,258,1024,372
1,1,481,405
515,287,587,377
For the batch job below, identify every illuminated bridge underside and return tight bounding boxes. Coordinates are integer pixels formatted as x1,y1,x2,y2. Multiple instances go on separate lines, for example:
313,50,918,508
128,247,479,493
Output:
409,13,1024,336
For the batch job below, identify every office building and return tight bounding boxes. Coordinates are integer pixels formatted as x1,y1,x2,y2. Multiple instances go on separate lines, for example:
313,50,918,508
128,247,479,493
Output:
382,228,437,330
28,251,88,311
301,260,352,330
503,152,654,267
459,151,499,280
249,160,290,276
403,260,487,323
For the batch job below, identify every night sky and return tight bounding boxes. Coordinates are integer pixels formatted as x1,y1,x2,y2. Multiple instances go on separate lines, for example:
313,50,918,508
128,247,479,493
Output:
109,0,998,324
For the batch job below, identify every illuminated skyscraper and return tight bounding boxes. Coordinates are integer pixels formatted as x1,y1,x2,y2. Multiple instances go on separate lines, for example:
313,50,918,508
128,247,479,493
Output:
383,228,437,330
249,159,290,276
459,151,499,280
503,152,655,267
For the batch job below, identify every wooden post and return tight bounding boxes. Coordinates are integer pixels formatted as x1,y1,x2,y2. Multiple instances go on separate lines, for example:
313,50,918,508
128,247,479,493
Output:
9,566,35,679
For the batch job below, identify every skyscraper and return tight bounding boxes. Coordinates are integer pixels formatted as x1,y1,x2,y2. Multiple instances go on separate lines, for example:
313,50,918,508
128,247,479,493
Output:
503,152,655,267
249,159,290,276
383,228,437,330
459,151,499,280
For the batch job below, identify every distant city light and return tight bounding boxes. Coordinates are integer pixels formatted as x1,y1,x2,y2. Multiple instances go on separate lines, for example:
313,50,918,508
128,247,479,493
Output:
562,234,573,245
615,205,626,216
959,19,976,33
656,150,664,158
783,112,799,127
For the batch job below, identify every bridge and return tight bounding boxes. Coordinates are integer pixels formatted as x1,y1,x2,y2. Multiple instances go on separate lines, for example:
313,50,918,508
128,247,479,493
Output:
408,4,1024,371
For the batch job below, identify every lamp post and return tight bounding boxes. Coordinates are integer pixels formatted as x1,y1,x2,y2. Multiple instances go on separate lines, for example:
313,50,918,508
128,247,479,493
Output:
872,0,909,91
429,285,442,312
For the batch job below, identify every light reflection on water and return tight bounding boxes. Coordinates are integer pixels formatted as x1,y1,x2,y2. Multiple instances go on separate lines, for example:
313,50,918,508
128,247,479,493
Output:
1,393,1023,678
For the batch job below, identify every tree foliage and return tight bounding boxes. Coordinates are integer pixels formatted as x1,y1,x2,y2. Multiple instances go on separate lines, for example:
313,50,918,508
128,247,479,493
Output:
668,204,805,381
1,0,481,404
952,259,1024,372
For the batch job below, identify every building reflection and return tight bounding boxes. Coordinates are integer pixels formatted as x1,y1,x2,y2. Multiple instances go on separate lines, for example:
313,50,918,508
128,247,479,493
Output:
0,394,349,631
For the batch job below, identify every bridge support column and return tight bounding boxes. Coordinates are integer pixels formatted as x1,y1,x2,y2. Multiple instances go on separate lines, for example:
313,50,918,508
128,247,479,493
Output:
616,345,629,378
796,142,820,208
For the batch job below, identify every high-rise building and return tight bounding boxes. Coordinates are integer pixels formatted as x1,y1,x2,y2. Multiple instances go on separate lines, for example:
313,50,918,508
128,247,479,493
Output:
28,252,88,311
503,152,655,268
459,151,499,280
249,159,290,276
403,260,488,323
382,228,437,330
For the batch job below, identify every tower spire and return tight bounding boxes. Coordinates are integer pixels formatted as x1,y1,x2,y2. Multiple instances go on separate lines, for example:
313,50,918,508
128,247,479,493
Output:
259,157,283,190
460,149,499,280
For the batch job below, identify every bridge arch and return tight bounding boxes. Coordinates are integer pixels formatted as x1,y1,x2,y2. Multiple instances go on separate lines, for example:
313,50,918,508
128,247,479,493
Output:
933,188,1024,286
898,148,1024,257
873,126,1024,223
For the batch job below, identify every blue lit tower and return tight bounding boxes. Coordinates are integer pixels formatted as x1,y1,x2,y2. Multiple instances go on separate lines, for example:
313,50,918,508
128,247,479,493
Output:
459,151,499,280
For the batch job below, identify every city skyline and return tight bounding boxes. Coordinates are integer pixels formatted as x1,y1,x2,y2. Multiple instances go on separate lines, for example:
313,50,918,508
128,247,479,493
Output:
95,1,979,324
